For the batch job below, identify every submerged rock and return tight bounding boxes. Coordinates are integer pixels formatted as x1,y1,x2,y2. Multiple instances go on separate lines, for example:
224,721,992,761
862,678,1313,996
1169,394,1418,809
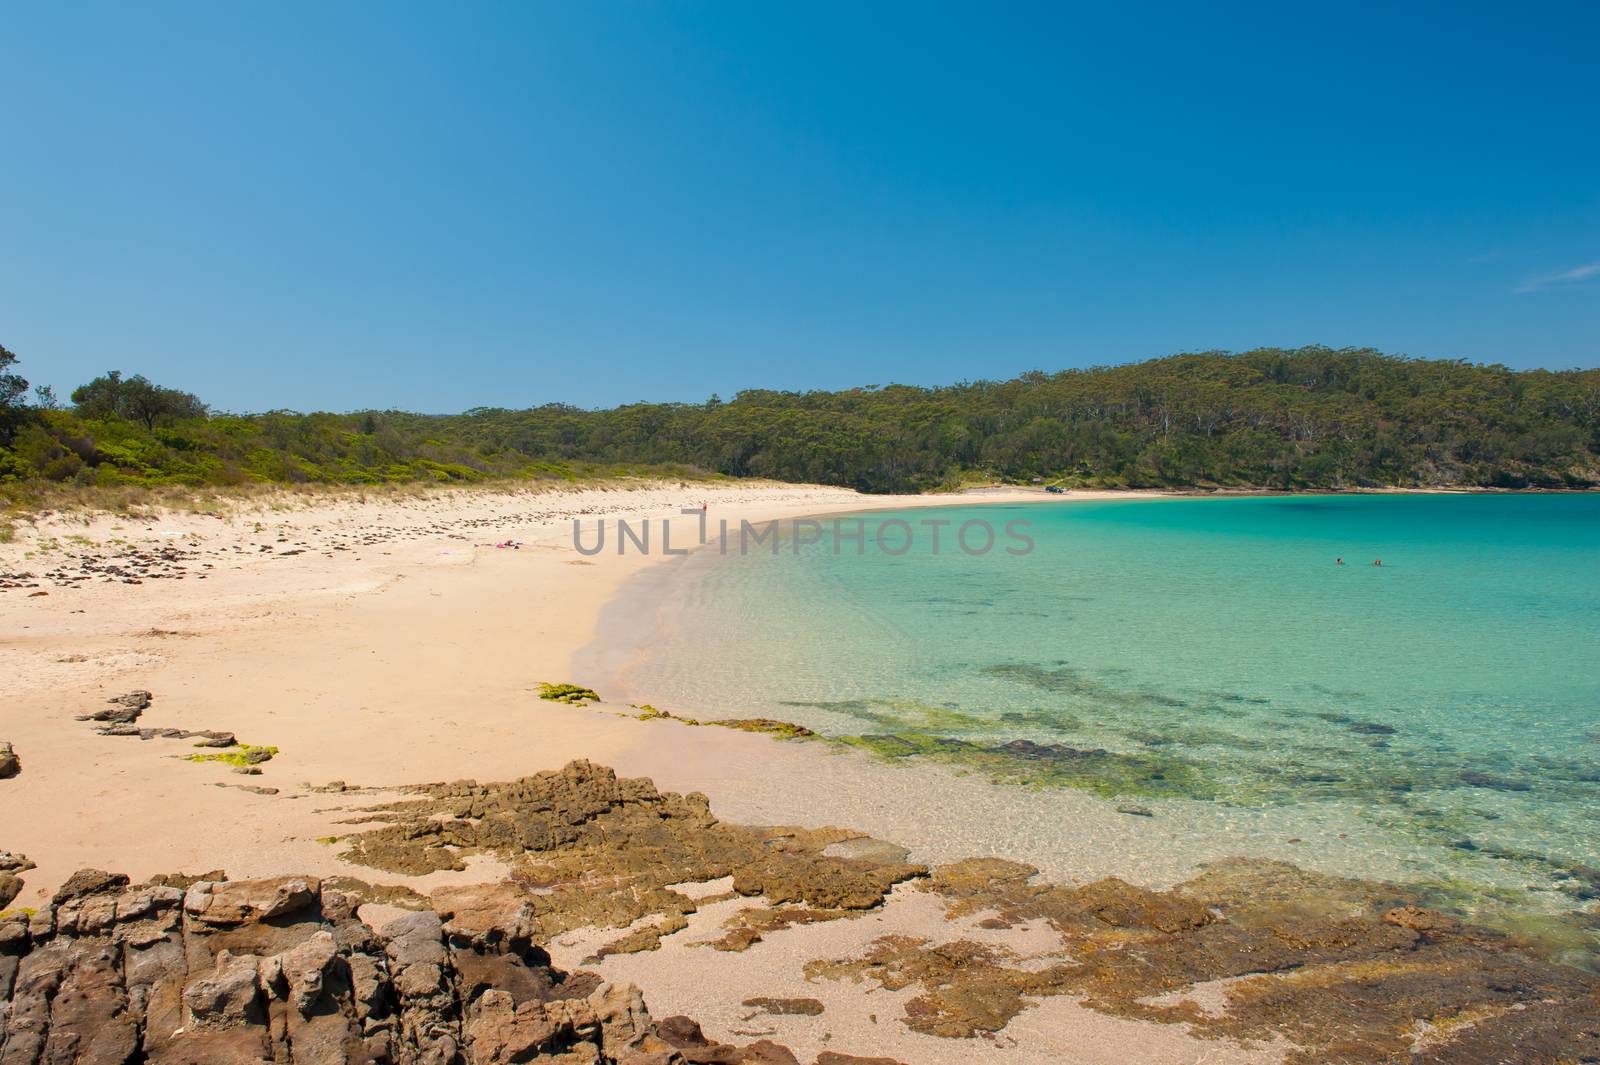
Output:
836,731,1213,798
742,997,825,1016
819,838,911,864
708,718,818,739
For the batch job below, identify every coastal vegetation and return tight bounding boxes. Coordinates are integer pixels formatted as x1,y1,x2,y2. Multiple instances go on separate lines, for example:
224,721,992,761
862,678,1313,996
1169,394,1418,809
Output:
3,344,1599,502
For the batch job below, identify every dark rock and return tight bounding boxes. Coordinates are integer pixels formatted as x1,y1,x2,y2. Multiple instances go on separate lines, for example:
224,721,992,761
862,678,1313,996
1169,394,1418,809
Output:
0,741,18,779
51,869,130,906
0,867,789,1065
738,1042,801,1065
1460,769,1533,792
1553,865,1600,901
74,690,153,725
741,997,824,1016
0,852,34,874
654,1014,711,1048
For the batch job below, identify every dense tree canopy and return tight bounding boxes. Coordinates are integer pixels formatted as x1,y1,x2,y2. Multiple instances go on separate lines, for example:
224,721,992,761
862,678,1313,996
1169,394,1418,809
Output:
2,345,1598,494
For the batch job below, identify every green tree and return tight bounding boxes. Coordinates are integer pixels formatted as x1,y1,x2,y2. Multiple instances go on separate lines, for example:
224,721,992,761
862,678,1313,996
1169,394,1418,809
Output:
71,370,209,429
0,343,30,443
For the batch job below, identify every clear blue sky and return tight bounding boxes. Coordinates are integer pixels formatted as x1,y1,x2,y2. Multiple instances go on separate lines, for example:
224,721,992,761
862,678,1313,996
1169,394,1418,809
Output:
3,2,1596,413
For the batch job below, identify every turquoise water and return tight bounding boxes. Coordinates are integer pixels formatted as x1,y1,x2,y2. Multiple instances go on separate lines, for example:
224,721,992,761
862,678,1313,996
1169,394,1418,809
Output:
595,494,1600,916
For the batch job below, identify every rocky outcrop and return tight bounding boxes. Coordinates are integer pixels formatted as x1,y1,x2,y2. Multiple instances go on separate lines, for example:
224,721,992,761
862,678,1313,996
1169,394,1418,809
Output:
0,742,17,780
11,759,1596,1064
802,855,1600,1063
0,854,33,912
325,760,1600,1064
74,689,153,725
0,867,831,1065
72,689,254,757
336,760,924,949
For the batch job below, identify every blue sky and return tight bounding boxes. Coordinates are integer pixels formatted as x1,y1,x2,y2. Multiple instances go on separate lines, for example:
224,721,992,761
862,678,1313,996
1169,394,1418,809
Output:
3,2,1596,413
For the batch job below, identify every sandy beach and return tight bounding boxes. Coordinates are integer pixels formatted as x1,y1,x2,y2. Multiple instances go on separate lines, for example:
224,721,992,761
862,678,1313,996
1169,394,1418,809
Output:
2,481,1260,1063
5,480,1203,893
4,482,928,888
3,481,1593,1065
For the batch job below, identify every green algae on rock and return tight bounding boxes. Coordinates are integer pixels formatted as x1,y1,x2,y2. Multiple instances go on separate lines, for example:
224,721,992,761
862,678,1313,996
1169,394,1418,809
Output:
625,697,1206,798
711,718,818,739
835,732,1214,799
588,692,1600,924
537,682,600,704
632,705,817,738
184,742,278,767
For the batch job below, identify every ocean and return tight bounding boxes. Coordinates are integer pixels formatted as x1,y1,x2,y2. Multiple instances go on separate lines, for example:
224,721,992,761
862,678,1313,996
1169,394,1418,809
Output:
581,493,1600,930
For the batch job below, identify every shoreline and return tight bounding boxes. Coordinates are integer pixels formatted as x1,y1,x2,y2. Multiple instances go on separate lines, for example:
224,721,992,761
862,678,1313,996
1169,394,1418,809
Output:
3,479,1596,1063
562,489,1600,975
1,480,1108,902
5,480,1594,913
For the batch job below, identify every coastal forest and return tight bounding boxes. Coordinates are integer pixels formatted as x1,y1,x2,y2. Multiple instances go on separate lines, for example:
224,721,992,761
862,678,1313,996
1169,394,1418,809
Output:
3,343,1598,497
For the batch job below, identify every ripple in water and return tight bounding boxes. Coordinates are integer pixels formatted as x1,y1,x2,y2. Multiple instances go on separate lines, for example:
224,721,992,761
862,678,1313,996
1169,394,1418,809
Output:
585,494,1600,925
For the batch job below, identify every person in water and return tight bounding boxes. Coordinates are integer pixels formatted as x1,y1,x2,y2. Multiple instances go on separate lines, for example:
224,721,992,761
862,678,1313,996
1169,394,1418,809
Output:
1373,559,1383,566
1336,557,1344,565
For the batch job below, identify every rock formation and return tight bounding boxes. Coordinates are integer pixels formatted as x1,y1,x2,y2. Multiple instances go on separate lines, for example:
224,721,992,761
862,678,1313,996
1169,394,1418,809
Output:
6,759,1598,1064
0,866,850,1065
0,855,32,912
334,760,923,951
330,761,1600,1065
804,855,1600,1063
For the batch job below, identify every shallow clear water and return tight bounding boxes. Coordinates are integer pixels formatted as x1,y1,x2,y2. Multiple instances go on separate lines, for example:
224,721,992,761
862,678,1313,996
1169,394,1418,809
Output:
588,494,1600,914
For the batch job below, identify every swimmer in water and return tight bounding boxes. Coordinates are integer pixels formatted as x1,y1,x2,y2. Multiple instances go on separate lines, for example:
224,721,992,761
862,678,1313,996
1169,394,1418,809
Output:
1336,557,1344,565
1373,559,1383,566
